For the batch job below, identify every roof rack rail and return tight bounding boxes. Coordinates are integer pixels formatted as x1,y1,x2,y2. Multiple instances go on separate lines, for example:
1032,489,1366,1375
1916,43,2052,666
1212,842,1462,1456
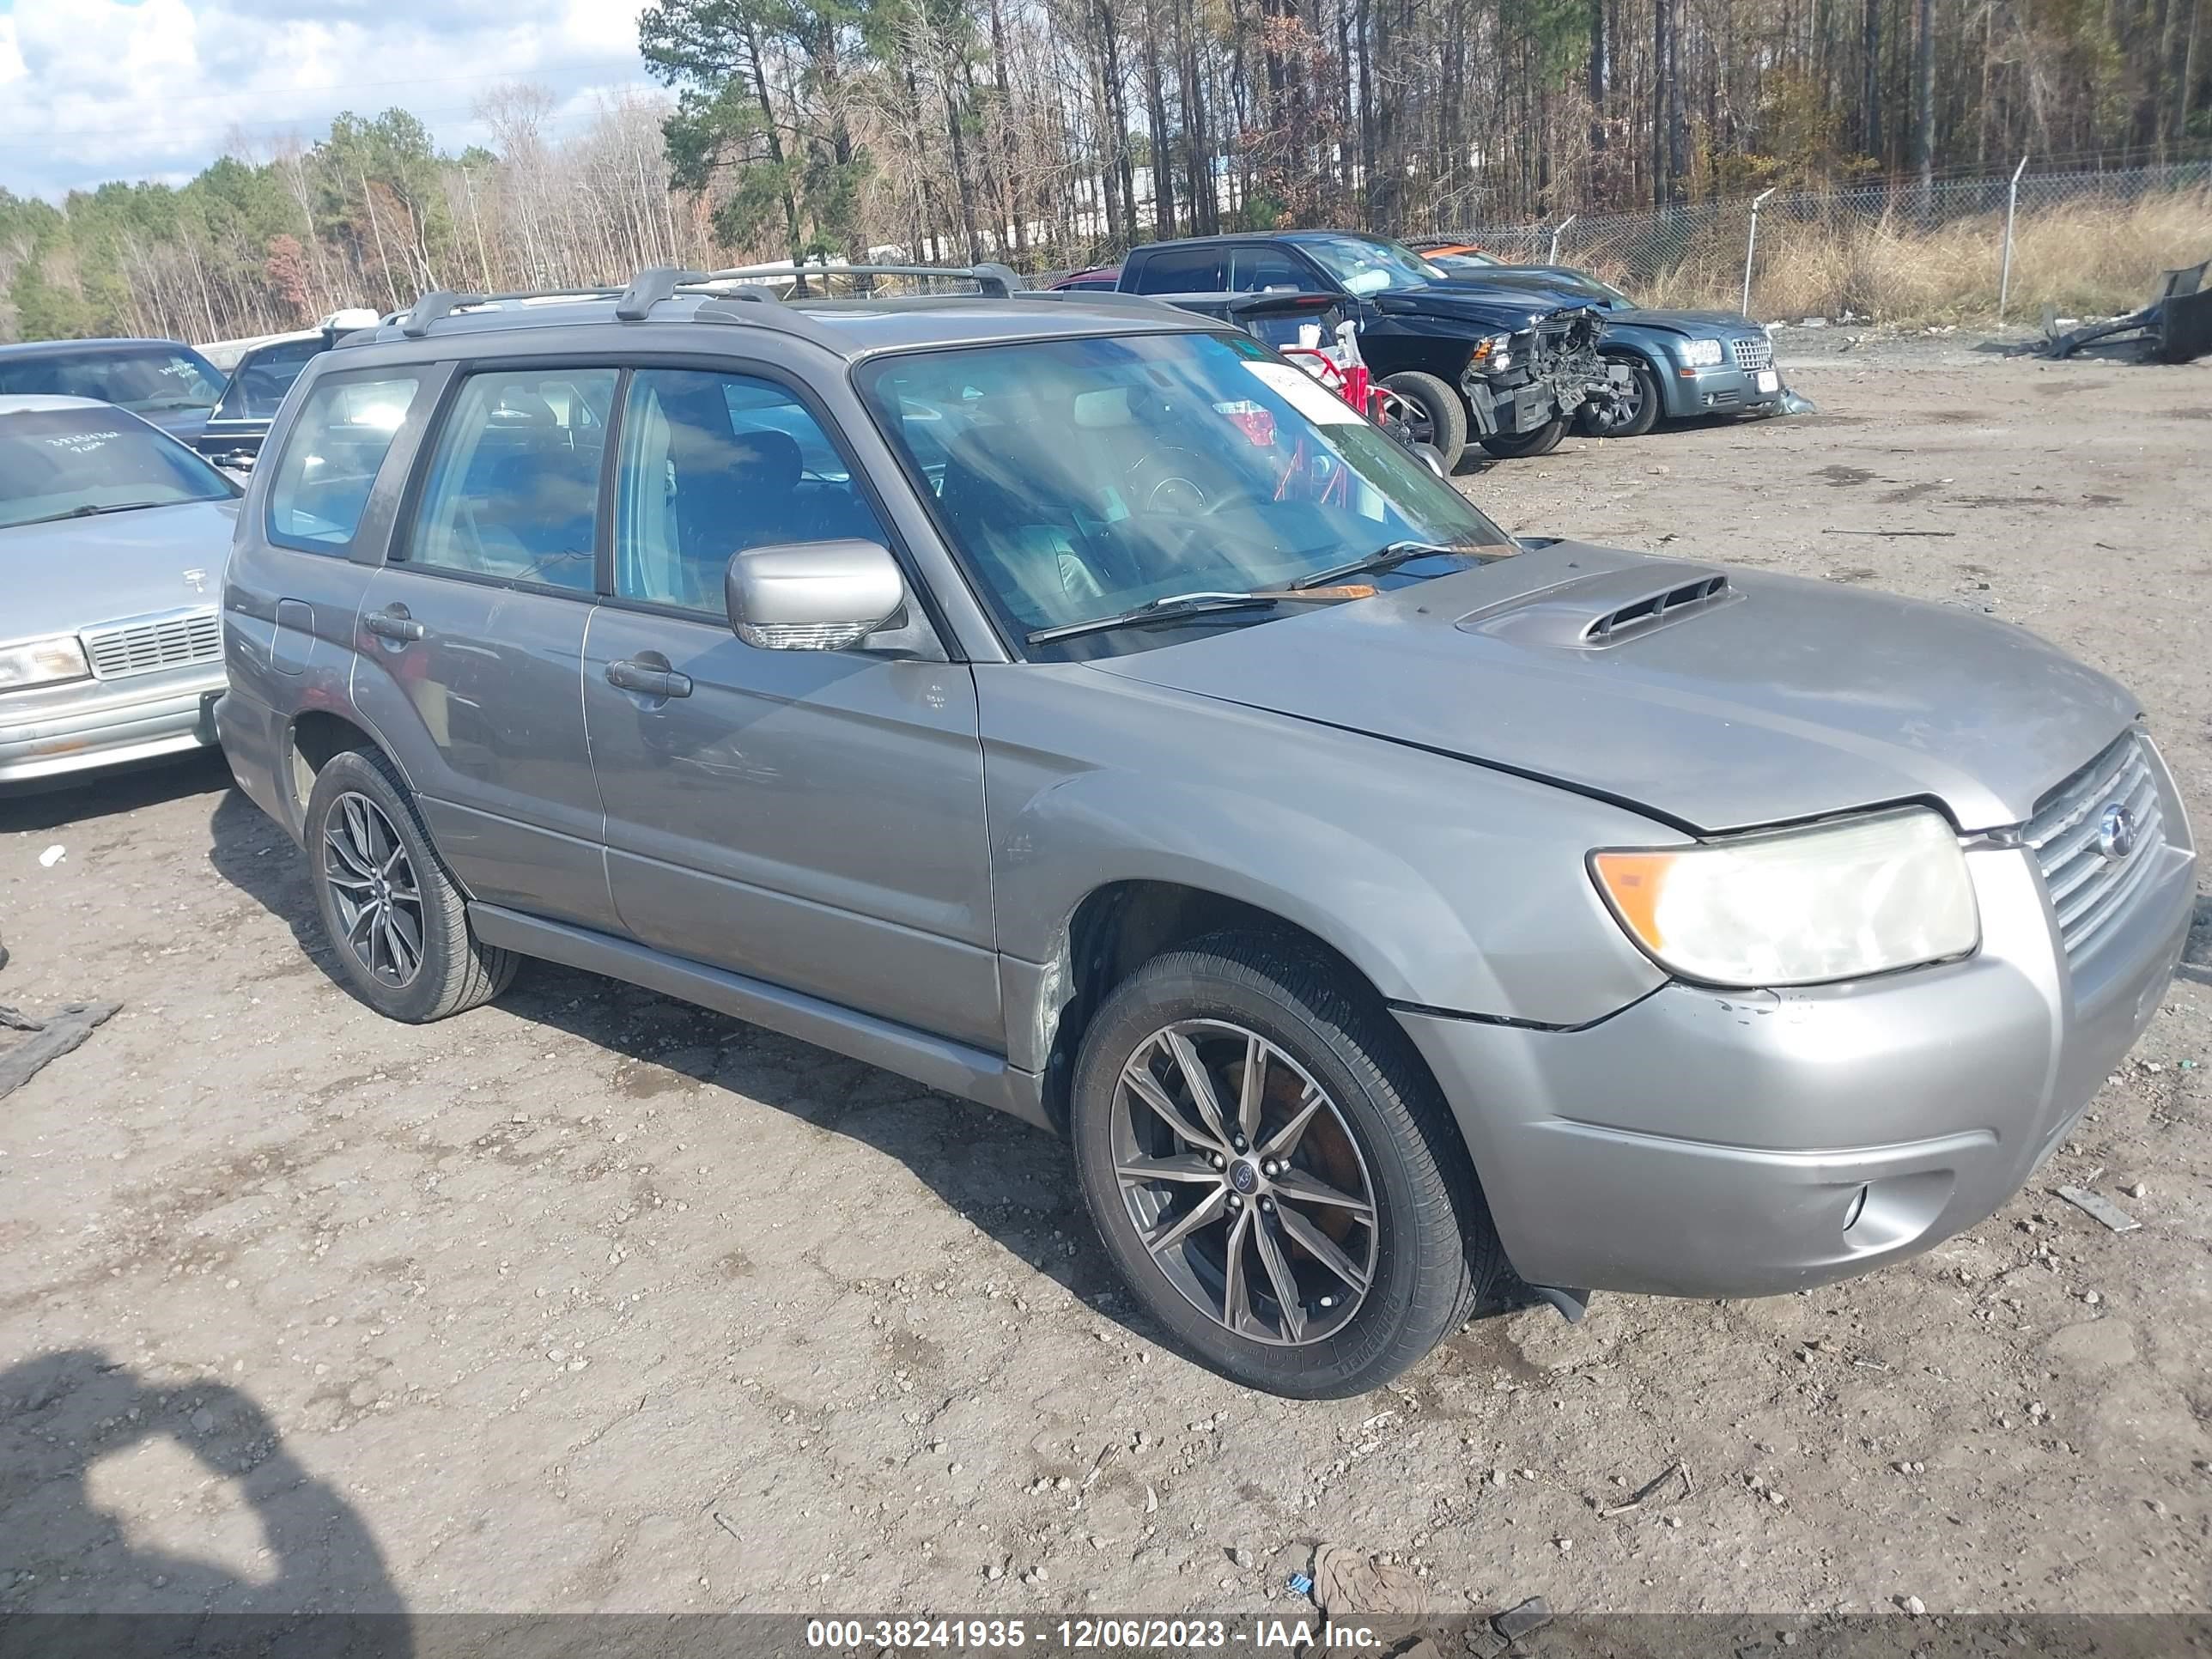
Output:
613,267,775,321
692,261,1027,297
395,285,627,337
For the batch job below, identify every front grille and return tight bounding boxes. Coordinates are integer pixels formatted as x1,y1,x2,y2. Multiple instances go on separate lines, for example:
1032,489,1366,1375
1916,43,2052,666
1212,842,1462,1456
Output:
81,608,222,681
2025,731,2167,961
1729,335,1774,371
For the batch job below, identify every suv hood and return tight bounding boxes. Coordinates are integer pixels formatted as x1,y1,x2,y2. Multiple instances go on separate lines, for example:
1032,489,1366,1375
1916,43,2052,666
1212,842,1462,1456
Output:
0,498,237,639
1379,284,1595,331
1090,543,2137,834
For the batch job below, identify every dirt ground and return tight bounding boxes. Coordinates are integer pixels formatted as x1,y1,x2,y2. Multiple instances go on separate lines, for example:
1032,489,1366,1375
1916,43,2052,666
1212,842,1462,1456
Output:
2,344,2208,1624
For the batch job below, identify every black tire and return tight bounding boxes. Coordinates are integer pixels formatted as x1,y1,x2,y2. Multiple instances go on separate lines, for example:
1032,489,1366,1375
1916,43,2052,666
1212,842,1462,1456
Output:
1378,372,1467,472
304,746,515,1023
1575,354,1662,439
1480,415,1567,459
1070,933,1500,1398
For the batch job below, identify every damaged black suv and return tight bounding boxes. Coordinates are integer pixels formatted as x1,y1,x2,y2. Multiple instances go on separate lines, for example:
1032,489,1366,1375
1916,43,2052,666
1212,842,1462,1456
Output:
1115,230,1620,469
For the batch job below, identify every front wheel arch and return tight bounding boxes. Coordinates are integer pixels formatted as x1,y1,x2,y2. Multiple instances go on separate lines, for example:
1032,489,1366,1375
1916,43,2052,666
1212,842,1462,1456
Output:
1040,881,1412,1133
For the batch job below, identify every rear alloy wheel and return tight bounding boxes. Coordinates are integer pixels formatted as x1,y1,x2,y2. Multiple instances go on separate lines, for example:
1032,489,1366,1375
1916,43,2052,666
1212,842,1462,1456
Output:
323,792,426,990
305,746,516,1024
1479,415,1567,459
1377,372,1467,472
1072,934,1499,1398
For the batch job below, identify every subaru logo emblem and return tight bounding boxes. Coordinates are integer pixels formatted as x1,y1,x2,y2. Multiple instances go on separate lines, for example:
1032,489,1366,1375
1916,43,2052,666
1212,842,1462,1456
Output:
1228,1160,1261,1196
2094,803,2137,863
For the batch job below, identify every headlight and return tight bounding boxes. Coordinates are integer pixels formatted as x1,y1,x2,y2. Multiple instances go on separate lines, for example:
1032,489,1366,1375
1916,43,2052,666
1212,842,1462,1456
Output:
0,635,90,692
1679,337,1725,368
1467,332,1514,372
1589,808,1978,988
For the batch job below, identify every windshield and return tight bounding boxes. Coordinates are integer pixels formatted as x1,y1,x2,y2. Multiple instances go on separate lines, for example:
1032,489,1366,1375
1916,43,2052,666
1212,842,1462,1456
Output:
213,336,328,421
0,345,227,414
1293,235,1449,295
858,331,1513,652
0,408,238,530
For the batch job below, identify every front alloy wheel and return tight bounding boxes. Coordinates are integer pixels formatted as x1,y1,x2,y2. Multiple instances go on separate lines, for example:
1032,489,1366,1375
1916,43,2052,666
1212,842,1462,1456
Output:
1071,935,1500,1398
1113,1019,1378,1346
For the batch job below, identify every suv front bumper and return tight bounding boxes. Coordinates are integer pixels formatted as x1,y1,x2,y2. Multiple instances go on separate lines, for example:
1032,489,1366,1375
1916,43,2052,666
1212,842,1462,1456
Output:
1398,794,2197,1299
0,665,226,787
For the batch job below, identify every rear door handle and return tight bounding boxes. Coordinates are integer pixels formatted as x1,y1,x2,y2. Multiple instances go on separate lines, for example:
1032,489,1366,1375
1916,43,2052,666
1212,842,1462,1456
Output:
365,606,425,642
606,659,692,699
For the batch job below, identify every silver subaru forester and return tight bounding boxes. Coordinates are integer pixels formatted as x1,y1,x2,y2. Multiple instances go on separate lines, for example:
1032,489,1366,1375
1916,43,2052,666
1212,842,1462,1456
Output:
216,266,2196,1398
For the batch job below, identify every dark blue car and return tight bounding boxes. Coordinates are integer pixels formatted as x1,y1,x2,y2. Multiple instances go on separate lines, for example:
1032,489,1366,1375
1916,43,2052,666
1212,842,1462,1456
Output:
0,337,228,447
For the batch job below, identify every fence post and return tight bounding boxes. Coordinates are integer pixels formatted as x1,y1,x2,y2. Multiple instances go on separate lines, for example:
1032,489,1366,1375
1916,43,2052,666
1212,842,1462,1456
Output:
1742,188,1777,317
1997,155,2029,324
1547,215,1577,264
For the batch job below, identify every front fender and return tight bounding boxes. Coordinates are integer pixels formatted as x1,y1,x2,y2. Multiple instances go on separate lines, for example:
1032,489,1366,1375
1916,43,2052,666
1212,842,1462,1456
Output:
1599,330,1695,416
975,664,1674,1066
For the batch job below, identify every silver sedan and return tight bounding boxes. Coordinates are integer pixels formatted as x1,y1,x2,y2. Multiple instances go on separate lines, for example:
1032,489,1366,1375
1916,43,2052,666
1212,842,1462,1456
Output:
0,394,238,788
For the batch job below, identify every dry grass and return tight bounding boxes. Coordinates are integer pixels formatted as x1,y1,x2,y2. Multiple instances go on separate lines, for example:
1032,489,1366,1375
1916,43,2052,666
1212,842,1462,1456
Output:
1620,189,2212,324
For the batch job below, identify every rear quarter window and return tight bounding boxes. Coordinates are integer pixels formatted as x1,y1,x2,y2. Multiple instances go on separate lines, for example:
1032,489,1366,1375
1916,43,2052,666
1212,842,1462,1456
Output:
264,373,420,550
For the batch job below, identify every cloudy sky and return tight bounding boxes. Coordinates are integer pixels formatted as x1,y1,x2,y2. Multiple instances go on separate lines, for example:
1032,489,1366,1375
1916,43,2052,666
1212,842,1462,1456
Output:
0,0,661,201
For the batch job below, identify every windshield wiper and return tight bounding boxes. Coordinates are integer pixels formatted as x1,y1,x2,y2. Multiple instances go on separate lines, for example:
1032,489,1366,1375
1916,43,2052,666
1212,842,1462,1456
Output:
1292,539,1479,589
1027,588,1361,647
14,501,167,526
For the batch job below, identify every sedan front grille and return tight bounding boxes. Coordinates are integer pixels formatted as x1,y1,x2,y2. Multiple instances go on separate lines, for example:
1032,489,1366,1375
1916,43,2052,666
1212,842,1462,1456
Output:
81,608,222,681
1729,335,1774,371
2025,730,2167,961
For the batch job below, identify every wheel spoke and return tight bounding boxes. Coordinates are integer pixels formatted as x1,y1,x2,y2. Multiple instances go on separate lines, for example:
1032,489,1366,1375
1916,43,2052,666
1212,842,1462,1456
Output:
1236,1032,1266,1143
1164,1028,1232,1146
324,829,374,882
325,868,375,896
346,899,379,946
342,797,374,866
1251,1212,1307,1342
1259,1087,1325,1160
1219,1206,1255,1334
1273,1165,1375,1219
1144,1186,1228,1257
1115,1152,1224,1188
385,905,422,976
1123,1059,1218,1152
1274,1202,1371,1293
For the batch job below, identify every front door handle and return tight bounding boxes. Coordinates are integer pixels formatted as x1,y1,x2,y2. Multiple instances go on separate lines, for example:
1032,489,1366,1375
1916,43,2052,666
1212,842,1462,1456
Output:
606,659,693,699
365,605,425,642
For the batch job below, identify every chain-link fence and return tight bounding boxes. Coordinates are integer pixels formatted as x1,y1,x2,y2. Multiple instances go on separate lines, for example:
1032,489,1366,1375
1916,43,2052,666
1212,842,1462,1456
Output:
1419,159,2212,324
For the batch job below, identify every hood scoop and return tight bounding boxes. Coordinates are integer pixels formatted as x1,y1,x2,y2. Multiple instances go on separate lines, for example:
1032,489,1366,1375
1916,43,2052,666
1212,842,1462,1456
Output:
1457,562,1738,651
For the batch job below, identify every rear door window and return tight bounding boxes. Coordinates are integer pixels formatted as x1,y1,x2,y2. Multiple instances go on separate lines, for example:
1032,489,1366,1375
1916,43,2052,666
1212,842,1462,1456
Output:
404,368,617,592
265,373,421,550
1129,247,1229,294
1230,246,1324,293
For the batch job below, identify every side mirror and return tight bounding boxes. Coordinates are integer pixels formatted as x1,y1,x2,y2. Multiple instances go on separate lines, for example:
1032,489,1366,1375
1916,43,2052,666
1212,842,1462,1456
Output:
1409,442,1449,479
725,539,906,652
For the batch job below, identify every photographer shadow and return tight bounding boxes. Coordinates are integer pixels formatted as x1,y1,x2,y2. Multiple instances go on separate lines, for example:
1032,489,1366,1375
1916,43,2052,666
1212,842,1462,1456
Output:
0,1347,410,1657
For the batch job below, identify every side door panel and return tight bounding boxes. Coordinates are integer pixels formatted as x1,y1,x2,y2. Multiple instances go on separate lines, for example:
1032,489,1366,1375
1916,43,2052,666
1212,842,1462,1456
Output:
581,362,1000,1048
349,575,614,931
585,616,1002,1047
347,362,617,933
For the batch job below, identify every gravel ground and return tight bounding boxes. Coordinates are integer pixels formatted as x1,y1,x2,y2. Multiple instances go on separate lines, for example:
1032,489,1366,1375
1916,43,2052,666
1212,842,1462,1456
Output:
1,343,2207,1623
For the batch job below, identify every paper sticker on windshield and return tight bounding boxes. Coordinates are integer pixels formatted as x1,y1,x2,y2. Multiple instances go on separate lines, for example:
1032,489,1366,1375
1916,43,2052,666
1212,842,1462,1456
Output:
1243,360,1359,425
